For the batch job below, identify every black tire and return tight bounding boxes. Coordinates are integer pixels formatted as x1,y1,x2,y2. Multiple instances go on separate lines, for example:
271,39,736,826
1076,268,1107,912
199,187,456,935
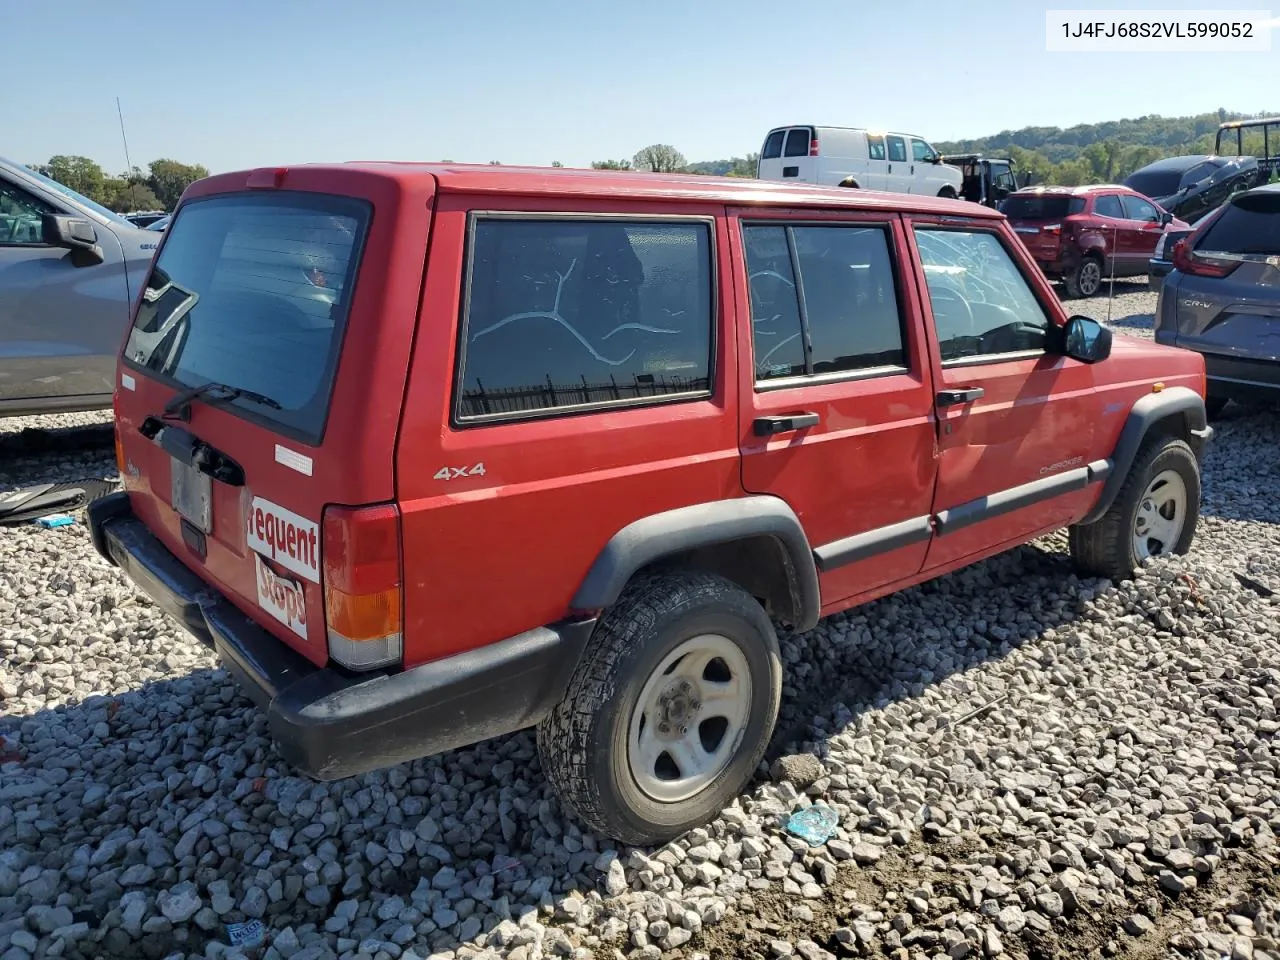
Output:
1063,255,1103,298
1069,435,1201,582
537,571,782,845
838,178,860,189
937,187,957,199
1204,394,1229,420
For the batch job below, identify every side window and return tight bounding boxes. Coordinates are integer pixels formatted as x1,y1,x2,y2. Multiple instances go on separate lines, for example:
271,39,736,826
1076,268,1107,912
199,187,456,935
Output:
1121,195,1160,223
456,218,713,421
0,180,54,245
993,166,1017,191
911,139,935,163
762,131,785,160
913,228,1052,363
886,136,908,163
742,222,906,382
783,128,811,158
1182,161,1215,185
867,136,886,161
1093,194,1125,219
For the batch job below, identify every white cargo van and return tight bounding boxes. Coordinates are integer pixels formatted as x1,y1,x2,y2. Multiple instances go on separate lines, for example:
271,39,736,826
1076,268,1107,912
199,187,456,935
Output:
757,125,963,197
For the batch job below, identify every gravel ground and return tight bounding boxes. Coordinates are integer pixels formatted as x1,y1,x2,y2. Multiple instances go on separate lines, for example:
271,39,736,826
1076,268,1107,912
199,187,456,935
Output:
2,297,1279,960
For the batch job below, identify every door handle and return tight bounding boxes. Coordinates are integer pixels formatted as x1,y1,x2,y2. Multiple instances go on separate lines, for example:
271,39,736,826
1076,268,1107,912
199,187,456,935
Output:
936,387,984,406
754,412,820,436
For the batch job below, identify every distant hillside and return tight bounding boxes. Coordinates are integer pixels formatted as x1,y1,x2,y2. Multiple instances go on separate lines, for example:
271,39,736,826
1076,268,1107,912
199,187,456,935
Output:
685,110,1278,187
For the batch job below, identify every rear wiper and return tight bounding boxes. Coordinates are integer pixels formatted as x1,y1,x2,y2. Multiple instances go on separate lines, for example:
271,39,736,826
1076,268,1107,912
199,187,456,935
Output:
162,381,282,422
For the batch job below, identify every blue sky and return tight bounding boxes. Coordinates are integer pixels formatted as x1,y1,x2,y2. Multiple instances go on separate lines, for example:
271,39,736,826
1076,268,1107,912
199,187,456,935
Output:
5,0,1277,174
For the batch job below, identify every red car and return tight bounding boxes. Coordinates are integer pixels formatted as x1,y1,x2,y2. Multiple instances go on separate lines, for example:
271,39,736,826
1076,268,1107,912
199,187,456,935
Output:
1002,185,1191,298
90,164,1211,844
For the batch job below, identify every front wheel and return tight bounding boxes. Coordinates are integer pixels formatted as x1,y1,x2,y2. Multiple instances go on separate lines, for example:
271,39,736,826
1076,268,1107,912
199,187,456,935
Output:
537,571,782,845
1069,435,1201,581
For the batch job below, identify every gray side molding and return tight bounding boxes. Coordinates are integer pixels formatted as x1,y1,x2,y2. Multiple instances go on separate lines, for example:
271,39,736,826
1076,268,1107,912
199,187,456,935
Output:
571,496,821,631
1080,385,1208,525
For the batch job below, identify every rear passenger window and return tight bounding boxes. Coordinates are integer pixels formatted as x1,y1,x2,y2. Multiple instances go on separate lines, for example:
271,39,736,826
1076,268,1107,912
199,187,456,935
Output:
867,137,886,161
783,129,811,158
742,223,906,382
887,136,908,163
762,131,785,160
1093,195,1125,219
456,218,713,422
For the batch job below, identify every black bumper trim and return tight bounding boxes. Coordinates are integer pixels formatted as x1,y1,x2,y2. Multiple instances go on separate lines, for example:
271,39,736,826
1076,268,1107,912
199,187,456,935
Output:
88,493,597,780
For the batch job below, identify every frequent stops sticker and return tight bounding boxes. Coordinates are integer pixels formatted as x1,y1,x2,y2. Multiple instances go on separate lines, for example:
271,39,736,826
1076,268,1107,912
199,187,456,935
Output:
245,497,320,584
254,554,308,640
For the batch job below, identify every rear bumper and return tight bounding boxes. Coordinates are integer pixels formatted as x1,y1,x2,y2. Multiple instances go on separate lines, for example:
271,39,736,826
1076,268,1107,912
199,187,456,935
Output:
88,492,597,780
1201,352,1280,400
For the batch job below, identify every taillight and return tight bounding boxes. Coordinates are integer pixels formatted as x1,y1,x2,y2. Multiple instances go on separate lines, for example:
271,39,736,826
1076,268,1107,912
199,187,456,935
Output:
322,504,403,670
809,136,819,157
1172,238,1240,278
114,427,125,477
1041,223,1062,235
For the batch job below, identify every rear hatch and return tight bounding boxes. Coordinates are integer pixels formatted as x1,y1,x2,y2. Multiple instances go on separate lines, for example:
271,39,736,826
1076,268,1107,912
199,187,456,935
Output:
1171,188,1280,356
1001,193,1085,260
114,168,432,669
757,126,818,183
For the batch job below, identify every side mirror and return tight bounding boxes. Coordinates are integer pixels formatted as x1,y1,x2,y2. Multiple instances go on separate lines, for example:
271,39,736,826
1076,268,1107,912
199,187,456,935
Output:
1159,210,1173,225
41,214,104,266
1062,315,1112,364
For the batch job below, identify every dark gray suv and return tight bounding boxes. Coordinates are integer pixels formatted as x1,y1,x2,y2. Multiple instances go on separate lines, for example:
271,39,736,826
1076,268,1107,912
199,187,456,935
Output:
1155,182,1280,417
1,156,160,417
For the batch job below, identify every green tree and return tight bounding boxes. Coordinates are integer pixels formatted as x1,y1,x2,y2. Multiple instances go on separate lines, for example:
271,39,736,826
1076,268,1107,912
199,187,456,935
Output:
591,159,632,170
550,160,564,168
633,144,687,173
43,156,107,201
101,178,163,212
146,159,210,209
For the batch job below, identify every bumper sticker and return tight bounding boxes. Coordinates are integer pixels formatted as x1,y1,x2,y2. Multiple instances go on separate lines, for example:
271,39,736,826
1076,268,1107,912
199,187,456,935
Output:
245,497,320,583
255,554,308,640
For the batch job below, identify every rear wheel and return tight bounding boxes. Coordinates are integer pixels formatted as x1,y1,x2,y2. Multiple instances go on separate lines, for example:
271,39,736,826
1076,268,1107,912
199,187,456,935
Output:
937,187,957,199
1063,255,1103,298
838,178,860,189
1069,435,1200,581
537,571,782,844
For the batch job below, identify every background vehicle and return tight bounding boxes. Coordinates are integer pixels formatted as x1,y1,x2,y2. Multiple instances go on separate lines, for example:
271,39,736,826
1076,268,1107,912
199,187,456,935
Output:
92,163,1210,846
757,125,963,197
146,215,171,232
1002,185,1189,297
1124,155,1261,224
1216,116,1280,180
939,154,1022,207
1148,224,1194,291
0,156,159,416
1155,182,1280,417
123,210,169,228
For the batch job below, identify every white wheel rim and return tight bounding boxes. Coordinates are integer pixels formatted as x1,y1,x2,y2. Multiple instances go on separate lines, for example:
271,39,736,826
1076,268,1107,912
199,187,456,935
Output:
1080,261,1101,293
627,634,752,803
1133,469,1188,561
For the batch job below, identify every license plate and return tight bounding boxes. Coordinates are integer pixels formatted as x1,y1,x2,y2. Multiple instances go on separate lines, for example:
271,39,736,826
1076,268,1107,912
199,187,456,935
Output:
171,458,212,533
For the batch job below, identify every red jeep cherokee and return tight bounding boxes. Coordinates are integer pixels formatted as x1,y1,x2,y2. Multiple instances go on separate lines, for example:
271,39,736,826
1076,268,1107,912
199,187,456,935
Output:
90,164,1212,843
1003,184,1190,298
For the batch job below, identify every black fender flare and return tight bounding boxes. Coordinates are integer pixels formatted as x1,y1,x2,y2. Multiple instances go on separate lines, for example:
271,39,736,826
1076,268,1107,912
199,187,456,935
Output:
1080,385,1211,525
571,496,822,632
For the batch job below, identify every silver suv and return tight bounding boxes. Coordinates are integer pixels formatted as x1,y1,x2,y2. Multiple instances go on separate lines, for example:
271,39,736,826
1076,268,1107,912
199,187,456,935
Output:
1155,182,1280,417
0,156,159,417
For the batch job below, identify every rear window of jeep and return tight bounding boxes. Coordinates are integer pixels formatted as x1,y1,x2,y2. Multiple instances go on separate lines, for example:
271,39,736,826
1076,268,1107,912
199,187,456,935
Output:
455,217,714,422
124,191,371,442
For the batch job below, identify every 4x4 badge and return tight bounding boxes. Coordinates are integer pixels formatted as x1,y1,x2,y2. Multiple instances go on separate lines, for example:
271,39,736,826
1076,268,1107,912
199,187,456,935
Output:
433,463,486,481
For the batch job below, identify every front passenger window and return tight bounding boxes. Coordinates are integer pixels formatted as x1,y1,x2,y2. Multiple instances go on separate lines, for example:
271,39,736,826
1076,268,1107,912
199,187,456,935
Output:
0,181,53,246
913,228,1051,363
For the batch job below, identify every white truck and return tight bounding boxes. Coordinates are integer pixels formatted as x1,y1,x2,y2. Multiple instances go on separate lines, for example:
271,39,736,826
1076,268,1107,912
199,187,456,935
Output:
756,125,963,198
